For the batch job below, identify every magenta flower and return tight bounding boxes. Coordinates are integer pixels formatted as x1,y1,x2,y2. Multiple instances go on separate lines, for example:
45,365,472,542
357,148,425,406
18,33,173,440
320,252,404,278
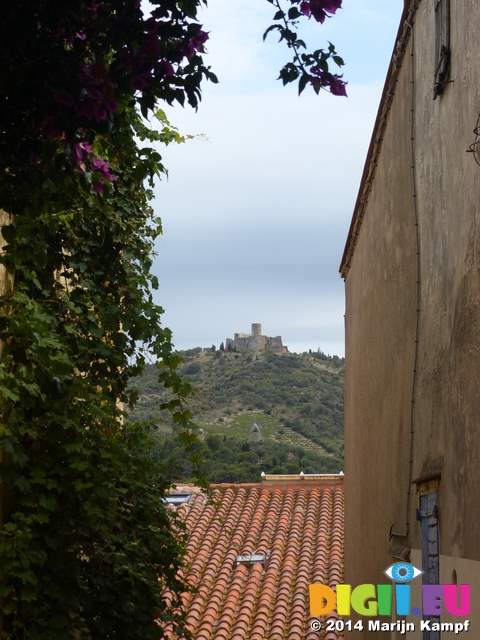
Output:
300,0,342,23
300,1,311,17
185,27,209,59
90,157,115,181
76,91,108,122
78,63,95,85
107,98,118,113
72,142,92,163
309,70,347,96
54,90,75,107
117,48,133,71
130,74,149,91
41,118,63,139
87,1,99,16
71,140,115,192
158,60,174,77
328,74,347,97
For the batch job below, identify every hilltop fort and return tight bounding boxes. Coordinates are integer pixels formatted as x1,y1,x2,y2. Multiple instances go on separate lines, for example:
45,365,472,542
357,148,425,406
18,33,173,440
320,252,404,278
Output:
226,323,288,354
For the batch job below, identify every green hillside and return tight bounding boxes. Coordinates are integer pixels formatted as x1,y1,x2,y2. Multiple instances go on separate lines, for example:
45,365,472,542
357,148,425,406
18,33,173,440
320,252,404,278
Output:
128,348,344,483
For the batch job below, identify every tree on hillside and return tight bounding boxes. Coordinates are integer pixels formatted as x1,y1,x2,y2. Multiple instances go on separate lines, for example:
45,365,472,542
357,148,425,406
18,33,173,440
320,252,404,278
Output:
0,1,345,637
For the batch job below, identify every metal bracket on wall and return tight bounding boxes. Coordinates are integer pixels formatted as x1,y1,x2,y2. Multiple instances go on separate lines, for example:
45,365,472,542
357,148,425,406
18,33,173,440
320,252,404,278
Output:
416,504,438,521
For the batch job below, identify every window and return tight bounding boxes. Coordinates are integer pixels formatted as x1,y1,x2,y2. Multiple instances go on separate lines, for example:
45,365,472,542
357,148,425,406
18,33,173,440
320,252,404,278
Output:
434,0,450,99
236,551,270,566
164,492,193,506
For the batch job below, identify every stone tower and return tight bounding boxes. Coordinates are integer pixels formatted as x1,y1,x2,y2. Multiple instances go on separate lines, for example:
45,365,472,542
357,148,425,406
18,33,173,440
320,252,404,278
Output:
251,323,261,337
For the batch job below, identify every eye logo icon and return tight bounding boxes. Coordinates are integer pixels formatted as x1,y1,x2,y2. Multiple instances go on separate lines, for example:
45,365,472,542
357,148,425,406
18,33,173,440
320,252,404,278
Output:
384,562,424,583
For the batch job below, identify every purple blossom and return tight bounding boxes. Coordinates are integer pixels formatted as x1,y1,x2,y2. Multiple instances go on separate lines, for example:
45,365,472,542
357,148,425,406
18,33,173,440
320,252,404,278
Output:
71,141,116,192
79,63,95,85
300,1,312,17
72,142,93,163
144,17,159,35
117,48,133,71
309,70,347,97
185,27,209,59
90,157,115,182
328,74,347,97
130,74,150,91
76,91,108,123
41,118,63,139
107,98,118,113
87,1,99,17
54,90,75,107
158,60,175,77
140,33,161,58
300,0,342,23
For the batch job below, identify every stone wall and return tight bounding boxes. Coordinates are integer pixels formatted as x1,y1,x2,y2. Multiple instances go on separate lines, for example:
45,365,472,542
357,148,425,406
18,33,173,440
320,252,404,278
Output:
226,325,288,354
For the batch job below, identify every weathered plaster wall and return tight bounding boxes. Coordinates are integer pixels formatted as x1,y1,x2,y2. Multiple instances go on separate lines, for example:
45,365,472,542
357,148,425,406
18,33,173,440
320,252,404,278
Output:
343,1,480,636
343,11,416,603
411,0,480,563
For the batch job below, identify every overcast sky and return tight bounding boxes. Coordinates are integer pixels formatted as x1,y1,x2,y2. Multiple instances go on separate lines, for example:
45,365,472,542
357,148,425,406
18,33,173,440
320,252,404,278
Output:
150,1,403,356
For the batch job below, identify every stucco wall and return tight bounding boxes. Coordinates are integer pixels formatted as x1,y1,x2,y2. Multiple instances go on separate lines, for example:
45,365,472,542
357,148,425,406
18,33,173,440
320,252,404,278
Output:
343,0,480,636
343,7,416,604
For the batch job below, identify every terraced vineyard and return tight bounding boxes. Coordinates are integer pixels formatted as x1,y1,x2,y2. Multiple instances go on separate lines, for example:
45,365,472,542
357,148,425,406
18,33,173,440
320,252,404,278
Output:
128,348,344,482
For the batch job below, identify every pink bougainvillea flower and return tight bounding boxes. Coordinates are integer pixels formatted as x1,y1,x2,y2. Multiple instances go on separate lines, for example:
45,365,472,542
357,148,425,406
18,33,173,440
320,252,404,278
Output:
329,74,347,96
117,48,133,71
141,33,161,57
309,70,347,96
87,1,99,16
323,0,342,12
72,141,115,192
185,27,209,59
78,63,95,85
107,98,118,113
300,0,342,22
130,74,149,91
72,141,92,163
158,60,175,77
54,90,75,107
90,157,115,182
300,1,311,17
76,91,108,122
41,118,63,139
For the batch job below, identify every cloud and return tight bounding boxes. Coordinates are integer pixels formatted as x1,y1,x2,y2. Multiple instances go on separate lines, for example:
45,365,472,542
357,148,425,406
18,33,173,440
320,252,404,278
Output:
149,1,404,357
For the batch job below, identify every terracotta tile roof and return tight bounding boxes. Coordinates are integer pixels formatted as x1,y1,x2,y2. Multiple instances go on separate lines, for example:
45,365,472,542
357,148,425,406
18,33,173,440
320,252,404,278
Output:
167,474,344,640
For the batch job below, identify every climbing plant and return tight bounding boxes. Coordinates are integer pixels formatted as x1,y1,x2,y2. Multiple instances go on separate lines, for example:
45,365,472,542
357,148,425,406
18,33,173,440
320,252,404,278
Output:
0,0,344,638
